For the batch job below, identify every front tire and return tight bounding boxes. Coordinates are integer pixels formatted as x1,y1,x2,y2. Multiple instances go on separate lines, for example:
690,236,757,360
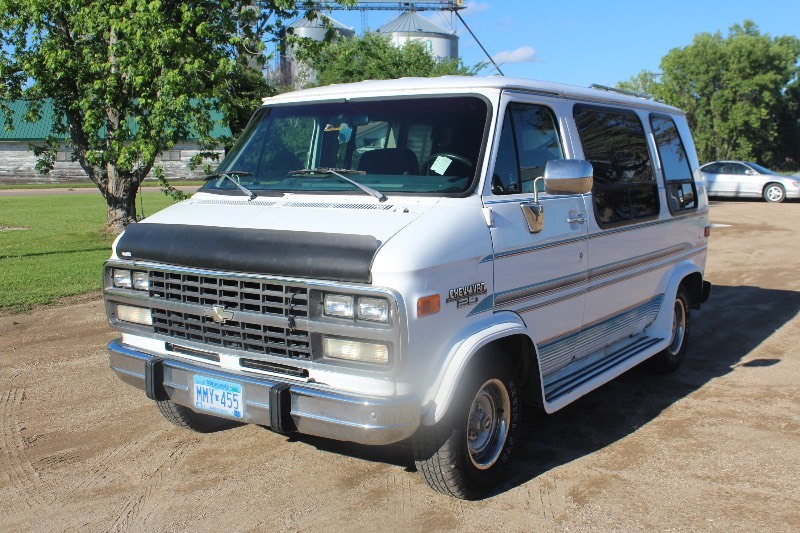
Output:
412,357,520,499
763,183,786,203
648,287,691,373
155,399,239,433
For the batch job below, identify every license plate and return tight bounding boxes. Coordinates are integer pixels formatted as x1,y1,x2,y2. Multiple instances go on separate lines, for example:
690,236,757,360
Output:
193,375,244,418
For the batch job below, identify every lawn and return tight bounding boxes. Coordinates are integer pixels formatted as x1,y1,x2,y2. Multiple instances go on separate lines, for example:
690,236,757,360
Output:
0,192,177,312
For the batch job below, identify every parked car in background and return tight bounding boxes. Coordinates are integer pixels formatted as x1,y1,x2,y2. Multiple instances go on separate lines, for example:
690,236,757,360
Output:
700,160,800,203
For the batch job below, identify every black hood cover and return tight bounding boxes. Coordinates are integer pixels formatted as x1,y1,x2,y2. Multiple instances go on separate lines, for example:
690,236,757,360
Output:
116,223,379,283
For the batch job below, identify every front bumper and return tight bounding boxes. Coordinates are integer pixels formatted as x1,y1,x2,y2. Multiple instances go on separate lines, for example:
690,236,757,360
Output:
108,339,419,445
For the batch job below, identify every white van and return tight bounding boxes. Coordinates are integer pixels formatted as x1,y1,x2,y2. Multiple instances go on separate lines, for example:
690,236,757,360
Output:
105,76,711,499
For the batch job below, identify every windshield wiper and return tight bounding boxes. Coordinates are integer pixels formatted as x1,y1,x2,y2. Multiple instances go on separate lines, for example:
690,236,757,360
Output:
288,167,387,202
204,171,257,200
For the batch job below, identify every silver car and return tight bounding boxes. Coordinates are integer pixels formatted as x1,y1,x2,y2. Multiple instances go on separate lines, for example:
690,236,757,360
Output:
700,160,800,203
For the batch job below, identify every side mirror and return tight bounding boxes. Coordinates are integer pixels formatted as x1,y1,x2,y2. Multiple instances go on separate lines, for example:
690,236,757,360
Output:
520,159,593,234
544,159,593,195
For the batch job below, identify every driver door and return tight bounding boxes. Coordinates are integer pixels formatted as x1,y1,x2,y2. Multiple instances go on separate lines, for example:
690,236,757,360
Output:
483,97,589,380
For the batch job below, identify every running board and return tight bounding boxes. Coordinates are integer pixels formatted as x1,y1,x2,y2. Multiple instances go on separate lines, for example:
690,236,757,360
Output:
544,336,663,403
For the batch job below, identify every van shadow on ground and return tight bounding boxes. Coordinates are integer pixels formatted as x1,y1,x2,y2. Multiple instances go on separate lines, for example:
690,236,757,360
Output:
281,284,800,498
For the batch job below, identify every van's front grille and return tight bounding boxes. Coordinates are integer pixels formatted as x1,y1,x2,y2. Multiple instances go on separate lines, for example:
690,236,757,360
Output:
148,271,309,317
148,270,311,360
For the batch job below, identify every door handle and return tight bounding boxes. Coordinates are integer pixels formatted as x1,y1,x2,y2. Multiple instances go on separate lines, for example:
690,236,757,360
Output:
567,214,586,224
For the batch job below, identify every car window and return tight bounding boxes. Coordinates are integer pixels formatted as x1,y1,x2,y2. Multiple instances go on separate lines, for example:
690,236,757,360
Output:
491,103,563,195
206,96,490,196
702,163,722,174
727,163,748,175
574,105,658,227
650,114,697,213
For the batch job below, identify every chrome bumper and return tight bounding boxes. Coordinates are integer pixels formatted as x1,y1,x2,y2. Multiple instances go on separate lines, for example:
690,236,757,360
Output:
108,339,419,445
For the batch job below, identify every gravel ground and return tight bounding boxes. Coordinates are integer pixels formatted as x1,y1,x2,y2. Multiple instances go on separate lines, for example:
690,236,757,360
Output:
1,200,798,532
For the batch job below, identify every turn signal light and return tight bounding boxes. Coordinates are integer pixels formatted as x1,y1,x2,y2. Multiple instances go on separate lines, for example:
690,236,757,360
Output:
417,294,440,317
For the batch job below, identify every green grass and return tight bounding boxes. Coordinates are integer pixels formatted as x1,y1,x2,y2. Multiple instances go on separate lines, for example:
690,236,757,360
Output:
0,193,177,312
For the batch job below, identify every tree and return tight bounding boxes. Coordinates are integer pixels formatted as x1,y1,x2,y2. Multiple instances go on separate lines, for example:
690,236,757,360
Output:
304,32,483,86
0,1,319,233
618,21,800,168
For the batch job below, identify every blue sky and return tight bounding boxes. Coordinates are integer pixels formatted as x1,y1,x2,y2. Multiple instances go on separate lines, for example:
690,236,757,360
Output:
310,0,800,88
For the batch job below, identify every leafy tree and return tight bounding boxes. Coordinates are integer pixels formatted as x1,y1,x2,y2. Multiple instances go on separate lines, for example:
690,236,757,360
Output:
304,32,483,86
618,21,800,168
0,1,322,233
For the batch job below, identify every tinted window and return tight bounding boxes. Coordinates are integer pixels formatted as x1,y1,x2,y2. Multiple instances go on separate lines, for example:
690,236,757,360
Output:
650,115,697,213
574,105,658,226
205,96,489,196
492,103,563,195
727,163,748,175
702,162,723,174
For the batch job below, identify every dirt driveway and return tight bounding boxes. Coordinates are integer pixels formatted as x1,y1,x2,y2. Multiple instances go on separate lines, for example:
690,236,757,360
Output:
1,201,798,532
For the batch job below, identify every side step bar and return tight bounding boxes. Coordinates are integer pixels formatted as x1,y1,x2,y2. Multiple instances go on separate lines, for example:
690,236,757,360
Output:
544,336,663,403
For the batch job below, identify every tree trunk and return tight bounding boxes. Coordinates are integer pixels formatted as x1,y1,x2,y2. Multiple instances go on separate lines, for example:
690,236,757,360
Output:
104,162,140,234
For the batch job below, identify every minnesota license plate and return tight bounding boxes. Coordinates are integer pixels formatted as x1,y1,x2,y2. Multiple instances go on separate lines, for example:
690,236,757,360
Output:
193,375,244,418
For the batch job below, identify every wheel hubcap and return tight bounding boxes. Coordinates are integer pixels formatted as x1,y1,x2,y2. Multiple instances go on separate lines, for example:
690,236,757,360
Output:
466,379,511,470
766,186,784,201
667,298,686,357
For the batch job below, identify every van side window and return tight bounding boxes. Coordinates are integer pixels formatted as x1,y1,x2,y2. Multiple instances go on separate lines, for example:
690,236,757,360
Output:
650,114,697,213
574,105,658,227
492,104,563,195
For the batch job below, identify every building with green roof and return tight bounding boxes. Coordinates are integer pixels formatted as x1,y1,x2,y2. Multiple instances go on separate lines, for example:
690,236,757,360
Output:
0,100,230,183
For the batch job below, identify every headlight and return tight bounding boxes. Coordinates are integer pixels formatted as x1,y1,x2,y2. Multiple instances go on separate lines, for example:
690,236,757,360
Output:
323,337,389,365
113,269,132,289
357,297,389,322
324,294,354,318
111,268,148,290
132,271,149,291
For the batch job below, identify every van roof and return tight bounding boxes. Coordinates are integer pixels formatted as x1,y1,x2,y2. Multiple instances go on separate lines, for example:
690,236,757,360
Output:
263,76,684,114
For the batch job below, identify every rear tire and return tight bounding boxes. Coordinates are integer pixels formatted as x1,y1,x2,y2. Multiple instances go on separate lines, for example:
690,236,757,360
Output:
648,287,690,374
155,399,239,433
763,183,786,203
412,356,521,499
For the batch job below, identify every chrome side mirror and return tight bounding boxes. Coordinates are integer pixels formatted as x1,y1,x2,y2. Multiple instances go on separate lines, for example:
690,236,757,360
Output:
544,159,593,195
519,160,593,234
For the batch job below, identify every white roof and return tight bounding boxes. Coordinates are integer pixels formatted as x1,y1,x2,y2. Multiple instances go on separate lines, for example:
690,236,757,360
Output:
262,76,683,114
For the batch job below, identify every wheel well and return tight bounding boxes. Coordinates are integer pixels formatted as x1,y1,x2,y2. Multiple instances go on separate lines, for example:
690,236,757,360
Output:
474,334,543,411
763,181,784,191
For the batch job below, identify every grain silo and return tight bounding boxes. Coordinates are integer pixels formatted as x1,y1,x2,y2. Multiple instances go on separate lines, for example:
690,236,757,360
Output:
377,10,458,61
283,14,355,88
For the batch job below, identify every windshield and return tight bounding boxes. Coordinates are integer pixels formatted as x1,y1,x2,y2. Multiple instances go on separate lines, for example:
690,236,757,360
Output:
202,96,489,196
746,162,778,175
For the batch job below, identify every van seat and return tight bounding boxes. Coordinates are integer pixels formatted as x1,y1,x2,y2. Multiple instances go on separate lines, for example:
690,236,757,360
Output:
358,148,419,175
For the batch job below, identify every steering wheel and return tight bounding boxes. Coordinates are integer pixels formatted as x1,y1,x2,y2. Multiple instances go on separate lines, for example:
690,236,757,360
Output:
424,153,474,176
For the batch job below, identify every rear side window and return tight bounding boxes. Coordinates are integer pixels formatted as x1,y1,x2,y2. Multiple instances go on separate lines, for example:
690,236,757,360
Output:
650,114,697,213
574,105,658,227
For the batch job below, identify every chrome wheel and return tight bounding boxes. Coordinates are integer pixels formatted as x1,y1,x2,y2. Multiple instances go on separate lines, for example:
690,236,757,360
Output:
466,378,511,470
764,184,785,203
667,298,687,357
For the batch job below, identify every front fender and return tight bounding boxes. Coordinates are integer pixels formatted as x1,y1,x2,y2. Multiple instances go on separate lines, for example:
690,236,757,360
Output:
420,311,529,426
